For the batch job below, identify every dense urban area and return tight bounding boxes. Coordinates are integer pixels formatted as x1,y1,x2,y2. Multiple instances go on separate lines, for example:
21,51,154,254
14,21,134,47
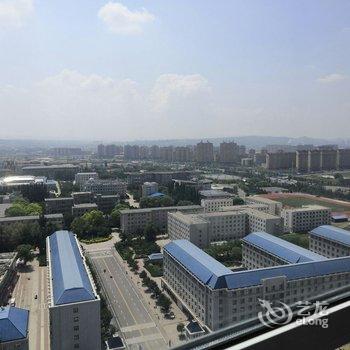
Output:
1,139,350,349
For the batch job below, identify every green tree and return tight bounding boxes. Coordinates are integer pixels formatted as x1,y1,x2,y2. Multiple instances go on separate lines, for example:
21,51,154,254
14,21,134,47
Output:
144,223,157,242
158,293,171,313
177,323,185,334
16,244,34,265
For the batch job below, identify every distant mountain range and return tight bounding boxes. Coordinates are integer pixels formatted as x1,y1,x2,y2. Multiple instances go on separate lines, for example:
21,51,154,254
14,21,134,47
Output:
0,135,350,150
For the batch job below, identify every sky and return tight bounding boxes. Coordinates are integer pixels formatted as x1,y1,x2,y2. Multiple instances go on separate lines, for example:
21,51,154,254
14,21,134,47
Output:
0,0,350,142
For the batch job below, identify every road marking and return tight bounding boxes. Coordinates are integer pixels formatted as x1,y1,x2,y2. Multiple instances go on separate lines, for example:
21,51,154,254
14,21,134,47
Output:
126,333,164,345
121,322,156,332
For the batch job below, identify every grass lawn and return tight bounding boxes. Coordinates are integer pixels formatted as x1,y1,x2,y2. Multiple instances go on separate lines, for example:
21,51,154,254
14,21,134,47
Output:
275,196,350,212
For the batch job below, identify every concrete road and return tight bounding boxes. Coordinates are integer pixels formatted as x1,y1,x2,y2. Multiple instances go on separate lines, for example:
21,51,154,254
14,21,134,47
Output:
89,249,168,350
12,260,50,350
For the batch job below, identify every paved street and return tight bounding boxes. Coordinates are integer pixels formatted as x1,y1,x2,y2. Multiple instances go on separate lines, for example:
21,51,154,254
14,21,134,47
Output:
89,249,168,350
12,260,50,350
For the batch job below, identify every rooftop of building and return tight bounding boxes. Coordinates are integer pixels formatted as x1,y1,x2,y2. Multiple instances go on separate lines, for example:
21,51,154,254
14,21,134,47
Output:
244,208,281,219
0,252,16,283
48,230,97,305
246,195,281,204
310,225,350,247
45,197,74,202
170,212,209,225
164,239,350,290
199,190,235,198
242,232,326,263
120,205,202,214
0,175,47,186
0,306,29,343
22,164,78,169
283,205,331,212
73,203,98,208
0,213,63,222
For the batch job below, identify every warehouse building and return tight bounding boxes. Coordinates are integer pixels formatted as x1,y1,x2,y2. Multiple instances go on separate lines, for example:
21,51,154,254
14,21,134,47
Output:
163,239,350,331
242,231,326,269
47,231,101,350
309,225,350,258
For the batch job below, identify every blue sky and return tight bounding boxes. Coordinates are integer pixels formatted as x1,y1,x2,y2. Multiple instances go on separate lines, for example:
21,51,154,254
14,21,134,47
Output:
0,0,349,141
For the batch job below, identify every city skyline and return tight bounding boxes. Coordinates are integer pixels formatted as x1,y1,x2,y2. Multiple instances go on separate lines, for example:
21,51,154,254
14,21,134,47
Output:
0,1,350,140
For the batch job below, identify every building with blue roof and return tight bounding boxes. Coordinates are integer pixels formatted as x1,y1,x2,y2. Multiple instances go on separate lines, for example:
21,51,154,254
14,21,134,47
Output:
47,230,101,350
242,231,326,269
310,225,350,258
0,306,29,349
163,239,350,331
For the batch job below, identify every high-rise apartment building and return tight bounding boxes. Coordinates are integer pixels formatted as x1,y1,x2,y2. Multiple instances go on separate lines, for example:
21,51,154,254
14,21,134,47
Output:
265,151,295,170
123,145,140,160
219,142,239,163
195,141,214,163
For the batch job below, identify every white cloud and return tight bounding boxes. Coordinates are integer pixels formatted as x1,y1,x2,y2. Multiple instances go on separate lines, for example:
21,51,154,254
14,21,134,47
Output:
98,2,154,35
150,74,211,112
317,73,347,84
0,0,34,30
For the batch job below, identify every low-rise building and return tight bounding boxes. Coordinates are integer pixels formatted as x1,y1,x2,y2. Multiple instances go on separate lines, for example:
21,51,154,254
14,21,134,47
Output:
245,196,282,216
120,205,203,234
282,205,331,233
81,179,126,196
0,214,63,230
309,225,350,258
74,172,99,186
47,231,101,350
168,209,283,248
163,239,350,331
45,197,74,215
22,164,79,180
200,198,235,212
141,182,158,197
95,194,119,213
0,253,16,304
72,192,94,205
0,306,29,350
199,190,234,199
242,231,326,269
72,203,98,217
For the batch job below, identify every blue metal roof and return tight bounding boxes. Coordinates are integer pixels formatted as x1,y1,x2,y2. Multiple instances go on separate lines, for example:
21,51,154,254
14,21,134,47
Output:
149,192,165,198
242,232,326,263
0,306,29,342
164,239,350,290
164,240,233,289
310,225,350,247
48,230,95,305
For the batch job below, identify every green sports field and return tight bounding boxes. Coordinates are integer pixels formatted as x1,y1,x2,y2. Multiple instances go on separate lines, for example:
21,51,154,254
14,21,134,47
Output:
265,195,350,212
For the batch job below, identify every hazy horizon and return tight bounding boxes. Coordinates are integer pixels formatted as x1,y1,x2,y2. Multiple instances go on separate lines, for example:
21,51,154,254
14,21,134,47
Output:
1,0,350,140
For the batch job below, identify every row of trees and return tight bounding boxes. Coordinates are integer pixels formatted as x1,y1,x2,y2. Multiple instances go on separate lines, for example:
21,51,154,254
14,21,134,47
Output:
139,270,171,313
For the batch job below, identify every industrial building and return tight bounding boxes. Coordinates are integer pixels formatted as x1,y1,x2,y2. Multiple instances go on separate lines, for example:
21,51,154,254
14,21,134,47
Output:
47,231,101,350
